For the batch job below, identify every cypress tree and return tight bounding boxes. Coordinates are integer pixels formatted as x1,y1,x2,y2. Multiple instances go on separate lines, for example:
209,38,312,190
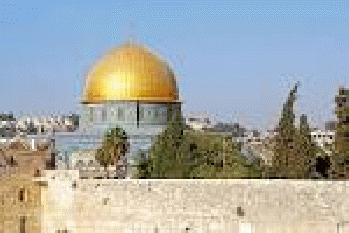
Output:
272,82,300,178
295,114,317,178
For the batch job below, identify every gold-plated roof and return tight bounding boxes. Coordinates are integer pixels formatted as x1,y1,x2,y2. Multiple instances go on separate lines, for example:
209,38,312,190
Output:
81,40,179,103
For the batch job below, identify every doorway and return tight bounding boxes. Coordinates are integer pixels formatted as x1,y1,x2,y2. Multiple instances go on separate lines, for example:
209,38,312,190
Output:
20,216,26,233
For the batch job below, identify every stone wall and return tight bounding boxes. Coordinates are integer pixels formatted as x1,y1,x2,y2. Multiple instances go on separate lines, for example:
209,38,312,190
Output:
0,175,43,233
0,149,50,233
39,173,349,233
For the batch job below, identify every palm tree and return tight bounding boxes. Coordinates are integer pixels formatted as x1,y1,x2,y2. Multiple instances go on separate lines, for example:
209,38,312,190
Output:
95,126,128,168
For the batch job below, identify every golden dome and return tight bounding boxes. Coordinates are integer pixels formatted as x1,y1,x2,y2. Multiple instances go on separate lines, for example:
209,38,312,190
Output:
81,40,179,103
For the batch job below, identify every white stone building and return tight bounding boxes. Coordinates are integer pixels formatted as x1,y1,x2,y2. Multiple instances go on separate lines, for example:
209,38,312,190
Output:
311,129,335,154
185,113,214,130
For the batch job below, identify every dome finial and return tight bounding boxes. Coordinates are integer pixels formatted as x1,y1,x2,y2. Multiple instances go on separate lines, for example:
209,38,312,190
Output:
127,22,136,43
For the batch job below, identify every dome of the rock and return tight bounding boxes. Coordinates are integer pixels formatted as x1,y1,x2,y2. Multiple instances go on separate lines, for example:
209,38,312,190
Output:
82,40,179,103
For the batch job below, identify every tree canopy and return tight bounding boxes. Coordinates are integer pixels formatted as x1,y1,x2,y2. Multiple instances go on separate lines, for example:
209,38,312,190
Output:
270,82,319,178
136,110,262,179
95,126,128,168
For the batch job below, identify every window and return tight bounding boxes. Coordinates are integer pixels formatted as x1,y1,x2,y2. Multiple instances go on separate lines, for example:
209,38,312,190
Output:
102,108,107,122
34,169,40,177
237,207,245,216
10,156,17,166
56,230,70,233
155,107,167,124
110,108,117,119
118,108,124,121
19,188,25,202
155,108,160,118
139,108,145,120
89,108,94,122
141,107,153,119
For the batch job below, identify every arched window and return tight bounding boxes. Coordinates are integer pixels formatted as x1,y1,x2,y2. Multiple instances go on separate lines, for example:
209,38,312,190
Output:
139,107,145,120
118,108,125,121
89,108,94,122
146,109,153,118
102,108,108,122
34,169,40,177
111,108,116,117
154,108,160,118
154,107,167,124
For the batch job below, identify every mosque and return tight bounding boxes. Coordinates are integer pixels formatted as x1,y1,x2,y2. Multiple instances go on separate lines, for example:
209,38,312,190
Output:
53,39,182,178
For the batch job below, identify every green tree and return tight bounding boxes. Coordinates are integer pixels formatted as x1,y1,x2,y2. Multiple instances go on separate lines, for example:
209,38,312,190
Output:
140,110,195,178
95,126,128,168
272,82,300,178
294,114,318,178
137,114,262,179
270,82,321,179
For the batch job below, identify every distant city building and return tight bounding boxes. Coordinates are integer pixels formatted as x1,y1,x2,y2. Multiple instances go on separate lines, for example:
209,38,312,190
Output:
0,113,16,122
0,113,17,138
325,121,336,131
210,122,245,137
184,113,214,130
300,114,308,129
0,112,81,153
242,130,257,143
251,130,260,138
310,129,335,153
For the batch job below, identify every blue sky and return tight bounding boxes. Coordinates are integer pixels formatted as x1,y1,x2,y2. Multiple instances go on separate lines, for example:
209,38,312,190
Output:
0,0,348,131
